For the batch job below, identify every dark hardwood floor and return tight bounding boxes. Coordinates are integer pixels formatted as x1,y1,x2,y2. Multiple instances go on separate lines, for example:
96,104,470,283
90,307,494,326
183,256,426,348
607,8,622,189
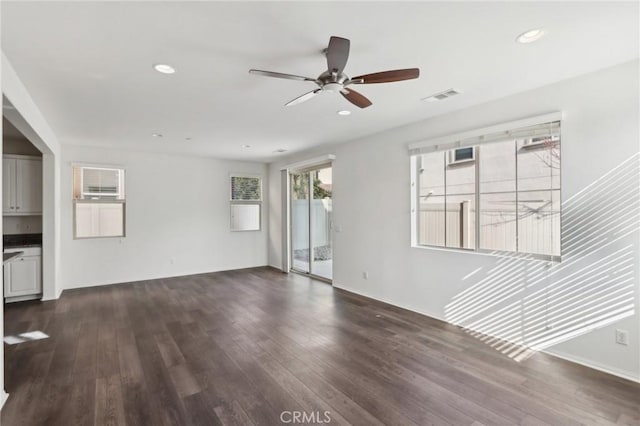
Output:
2,267,639,425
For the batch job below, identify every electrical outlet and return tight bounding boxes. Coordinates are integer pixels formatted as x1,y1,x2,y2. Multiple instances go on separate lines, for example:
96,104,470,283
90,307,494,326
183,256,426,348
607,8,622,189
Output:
615,329,629,345
362,271,368,279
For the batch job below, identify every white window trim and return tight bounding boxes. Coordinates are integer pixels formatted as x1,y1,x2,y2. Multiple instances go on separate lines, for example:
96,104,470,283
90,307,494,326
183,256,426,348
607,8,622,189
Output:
73,164,126,239
281,154,336,173
408,112,563,155
447,147,476,165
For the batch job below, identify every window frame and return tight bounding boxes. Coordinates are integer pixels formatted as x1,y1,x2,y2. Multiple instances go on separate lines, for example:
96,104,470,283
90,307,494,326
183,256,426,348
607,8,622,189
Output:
411,115,562,263
448,147,476,165
229,173,262,232
72,164,126,240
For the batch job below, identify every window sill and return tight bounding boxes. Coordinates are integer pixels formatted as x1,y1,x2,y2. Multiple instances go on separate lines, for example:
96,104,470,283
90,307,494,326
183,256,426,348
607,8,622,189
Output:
411,244,561,263
74,236,126,240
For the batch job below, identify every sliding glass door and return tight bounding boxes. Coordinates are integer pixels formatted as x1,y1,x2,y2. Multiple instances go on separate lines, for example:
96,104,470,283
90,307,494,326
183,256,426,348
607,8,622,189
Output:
290,165,332,281
311,167,333,280
291,172,310,273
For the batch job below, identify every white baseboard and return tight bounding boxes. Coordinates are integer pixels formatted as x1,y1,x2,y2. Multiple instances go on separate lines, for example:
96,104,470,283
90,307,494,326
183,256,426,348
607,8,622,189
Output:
40,295,58,302
5,294,42,303
63,264,270,291
268,263,285,272
544,348,640,383
332,283,640,384
40,287,63,301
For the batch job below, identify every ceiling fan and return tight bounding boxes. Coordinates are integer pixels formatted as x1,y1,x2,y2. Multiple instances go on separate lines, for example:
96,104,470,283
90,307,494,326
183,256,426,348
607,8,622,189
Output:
249,36,420,109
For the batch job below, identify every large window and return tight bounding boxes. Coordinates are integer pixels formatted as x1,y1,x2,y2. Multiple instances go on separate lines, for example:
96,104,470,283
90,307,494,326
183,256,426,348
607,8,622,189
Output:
73,165,126,238
230,175,262,231
414,119,561,260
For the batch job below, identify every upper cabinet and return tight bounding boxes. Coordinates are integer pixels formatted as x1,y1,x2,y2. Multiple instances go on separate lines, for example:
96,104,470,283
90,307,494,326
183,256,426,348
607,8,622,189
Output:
3,155,42,215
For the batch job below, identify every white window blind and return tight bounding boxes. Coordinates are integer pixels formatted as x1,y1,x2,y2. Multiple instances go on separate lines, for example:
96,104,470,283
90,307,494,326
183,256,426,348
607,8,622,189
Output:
408,112,562,156
82,168,120,197
74,166,125,200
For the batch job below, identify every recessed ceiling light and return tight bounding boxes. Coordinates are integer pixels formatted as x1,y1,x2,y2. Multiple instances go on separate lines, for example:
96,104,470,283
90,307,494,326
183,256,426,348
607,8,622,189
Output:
153,64,176,74
185,137,192,141
242,144,251,148
516,29,545,44
337,110,351,116
152,133,163,138
274,149,288,153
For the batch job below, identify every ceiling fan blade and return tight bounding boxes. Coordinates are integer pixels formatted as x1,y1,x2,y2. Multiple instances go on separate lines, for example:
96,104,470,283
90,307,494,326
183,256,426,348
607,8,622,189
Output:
350,68,420,84
249,69,317,82
340,88,372,109
326,36,350,74
285,89,321,107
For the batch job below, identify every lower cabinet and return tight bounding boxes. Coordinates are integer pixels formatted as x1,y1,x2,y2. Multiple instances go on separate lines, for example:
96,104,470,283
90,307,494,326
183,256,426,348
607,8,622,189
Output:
4,247,42,302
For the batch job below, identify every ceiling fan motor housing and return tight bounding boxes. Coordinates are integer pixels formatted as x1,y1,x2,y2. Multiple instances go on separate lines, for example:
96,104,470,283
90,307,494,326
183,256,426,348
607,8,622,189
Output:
317,70,350,91
322,82,343,92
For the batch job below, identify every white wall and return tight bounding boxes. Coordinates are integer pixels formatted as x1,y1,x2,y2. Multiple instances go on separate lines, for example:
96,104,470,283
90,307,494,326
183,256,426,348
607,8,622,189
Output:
61,145,268,288
2,52,64,407
3,216,42,235
268,60,640,381
2,53,62,302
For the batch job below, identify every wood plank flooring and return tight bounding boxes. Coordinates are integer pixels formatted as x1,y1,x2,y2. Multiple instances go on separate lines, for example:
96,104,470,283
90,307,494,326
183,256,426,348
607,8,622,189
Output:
3,267,639,425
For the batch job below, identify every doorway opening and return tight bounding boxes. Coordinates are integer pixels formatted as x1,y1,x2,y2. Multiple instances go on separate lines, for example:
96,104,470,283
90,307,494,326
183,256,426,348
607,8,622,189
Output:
290,165,332,282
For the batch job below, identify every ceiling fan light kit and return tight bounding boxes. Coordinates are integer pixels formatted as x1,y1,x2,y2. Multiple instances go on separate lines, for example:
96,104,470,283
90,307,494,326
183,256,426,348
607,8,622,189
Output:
249,36,420,109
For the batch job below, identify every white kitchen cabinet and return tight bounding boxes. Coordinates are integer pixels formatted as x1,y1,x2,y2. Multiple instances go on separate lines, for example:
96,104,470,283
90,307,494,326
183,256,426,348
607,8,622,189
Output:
3,155,43,215
3,247,42,302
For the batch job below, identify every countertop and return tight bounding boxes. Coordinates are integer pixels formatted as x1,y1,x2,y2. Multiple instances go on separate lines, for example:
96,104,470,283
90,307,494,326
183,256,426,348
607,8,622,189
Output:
3,233,42,249
3,251,23,264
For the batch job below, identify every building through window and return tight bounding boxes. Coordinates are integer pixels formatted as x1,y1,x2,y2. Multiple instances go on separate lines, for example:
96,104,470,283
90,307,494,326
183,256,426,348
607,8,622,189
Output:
414,120,561,260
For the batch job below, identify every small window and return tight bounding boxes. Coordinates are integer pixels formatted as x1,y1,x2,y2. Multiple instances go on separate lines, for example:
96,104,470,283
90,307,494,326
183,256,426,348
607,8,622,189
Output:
522,134,560,149
73,165,125,239
448,147,475,164
230,175,261,231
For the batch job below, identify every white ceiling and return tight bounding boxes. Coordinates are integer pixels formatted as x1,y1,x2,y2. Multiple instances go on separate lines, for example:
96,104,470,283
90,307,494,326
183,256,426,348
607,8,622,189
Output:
2,1,638,162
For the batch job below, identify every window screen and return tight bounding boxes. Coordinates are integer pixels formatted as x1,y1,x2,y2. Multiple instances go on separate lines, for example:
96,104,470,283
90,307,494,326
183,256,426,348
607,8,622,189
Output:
231,176,261,201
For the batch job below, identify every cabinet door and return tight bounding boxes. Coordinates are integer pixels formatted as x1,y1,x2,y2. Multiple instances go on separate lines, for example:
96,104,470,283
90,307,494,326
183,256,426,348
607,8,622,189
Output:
4,256,42,297
16,158,43,214
2,158,16,214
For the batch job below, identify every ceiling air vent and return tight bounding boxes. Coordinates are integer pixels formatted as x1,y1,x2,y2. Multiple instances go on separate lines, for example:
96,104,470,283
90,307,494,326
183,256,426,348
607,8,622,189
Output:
422,88,462,102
